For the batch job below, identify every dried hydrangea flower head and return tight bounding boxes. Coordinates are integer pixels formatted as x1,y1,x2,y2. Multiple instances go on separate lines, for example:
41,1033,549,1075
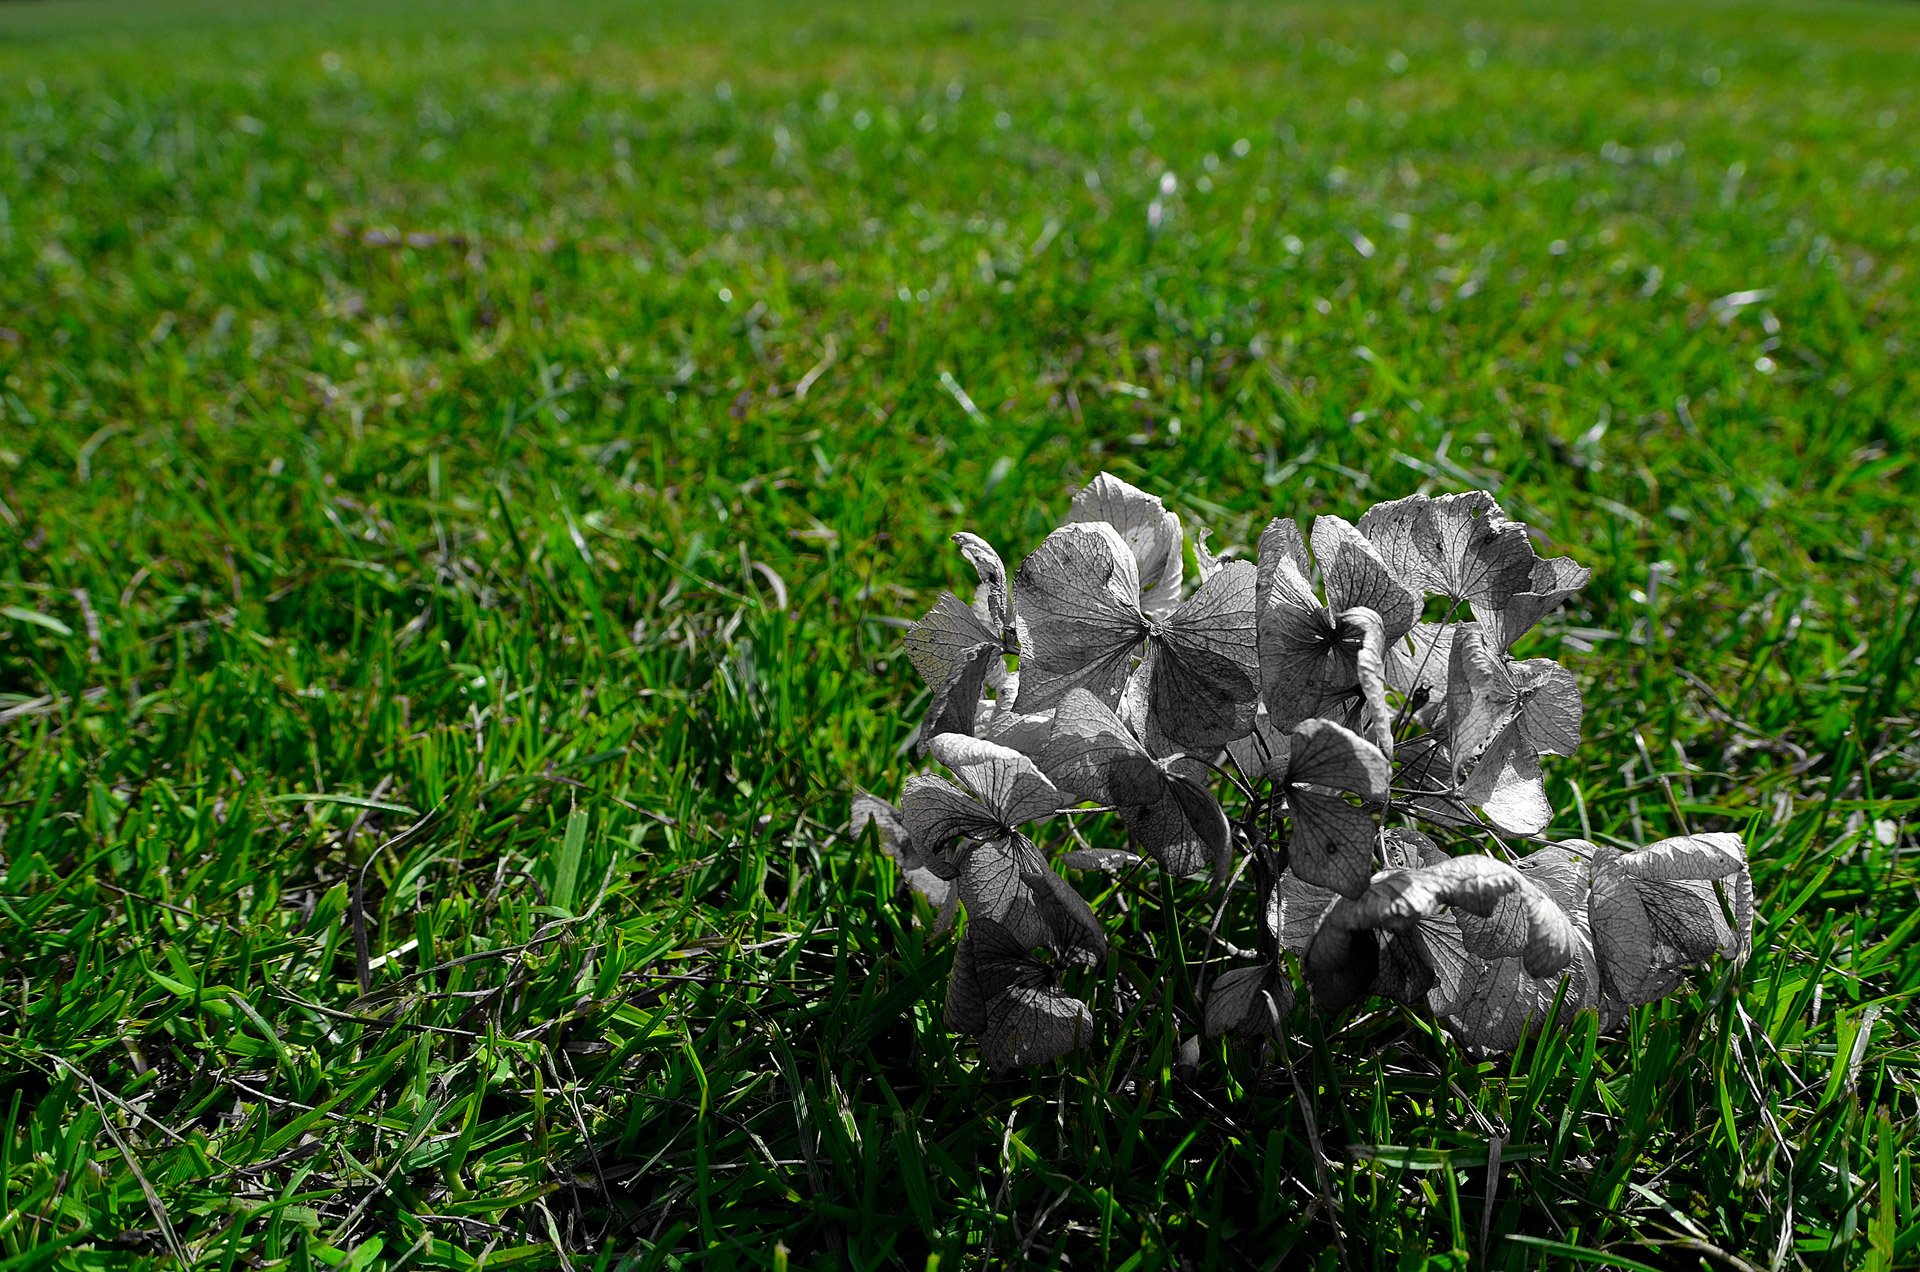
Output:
858,472,1752,1066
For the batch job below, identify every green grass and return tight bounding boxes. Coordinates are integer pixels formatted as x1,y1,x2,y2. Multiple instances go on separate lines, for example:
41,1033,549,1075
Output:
1,0,1917,1266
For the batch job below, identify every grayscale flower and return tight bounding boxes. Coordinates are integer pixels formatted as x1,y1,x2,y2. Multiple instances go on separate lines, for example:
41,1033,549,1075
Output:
1038,688,1229,878
903,734,1101,956
877,477,1753,1066
1255,514,1416,751
1067,472,1184,620
904,533,1016,750
1589,832,1752,1010
1357,490,1539,611
1441,841,1601,1051
946,918,1096,1071
1304,851,1578,1014
1013,522,1259,751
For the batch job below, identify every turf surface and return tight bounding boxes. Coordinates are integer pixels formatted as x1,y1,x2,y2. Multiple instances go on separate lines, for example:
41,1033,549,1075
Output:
2,0,1918,1266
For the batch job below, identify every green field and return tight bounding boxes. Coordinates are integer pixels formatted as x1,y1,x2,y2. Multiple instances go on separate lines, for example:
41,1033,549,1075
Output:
2,0,1918,1266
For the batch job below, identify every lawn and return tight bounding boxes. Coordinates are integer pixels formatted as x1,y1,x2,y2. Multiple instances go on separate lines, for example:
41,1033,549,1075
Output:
1,0,1918,1266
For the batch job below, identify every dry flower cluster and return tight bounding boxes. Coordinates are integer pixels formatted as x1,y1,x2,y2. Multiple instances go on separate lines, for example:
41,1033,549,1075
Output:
857,474,1752,1070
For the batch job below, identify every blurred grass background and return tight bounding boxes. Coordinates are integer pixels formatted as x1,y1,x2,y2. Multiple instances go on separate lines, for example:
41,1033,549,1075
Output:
1,0,1917,1267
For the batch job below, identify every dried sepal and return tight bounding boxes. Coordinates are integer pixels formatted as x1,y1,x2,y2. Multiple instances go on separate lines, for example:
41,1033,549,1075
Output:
1192,525,1230,585
1015,519,1257,750
1204,963,1296,1038
1589,832,1751,1009
1013,521,1150,714
975,688,1056,755
1357,491,1537,610
1039,689,1165,806
951,531,1013,636
1255,516,1312,585
1445,624,1581,835
1068,472,1184,620
1474,555,1591,652
1038,688,1224,878
1312,515,1419,642
1304,854,1574,1013
1256,580,1351,731
957,833,1107,961
1255,522,1403,741
1136,560,1260,750
1342,606,1396,758
1386,621,1456,729
1442,935,1598,1053
904,591,1005,749
1271,868,1341,955
929,733,1063,829
851,789,954,906
901,774,1003,859
946,919,1095,1071
1275,718,1389,899
1448,625,1584,766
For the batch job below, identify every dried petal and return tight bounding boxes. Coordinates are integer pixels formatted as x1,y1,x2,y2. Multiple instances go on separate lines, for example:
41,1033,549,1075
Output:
1205,964,1296,1038
1354,493,1432,597
1038,690,1218,879
1442,933,1599,1054
1143,560,1260,750
1271,868,1341,954
956,834,1104,961
852,789,953,905
1119,771,1220,878
1193,525,1231,584
929,733,1063,830
1313,515,1419,641
1012,522,1150,714
1060,847,1143,872
1069,472,1184,620
1257,581,1353,731
1460,727,1553,835
983,982,1094,1071
904,591,1004,747
1386,621,1456,728
1256,516,1313,588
